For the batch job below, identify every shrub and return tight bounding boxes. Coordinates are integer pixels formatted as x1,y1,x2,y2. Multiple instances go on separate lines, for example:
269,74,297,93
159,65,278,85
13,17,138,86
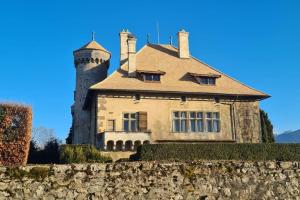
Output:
133,143,300,161
60,145,112,163
0,103,32,166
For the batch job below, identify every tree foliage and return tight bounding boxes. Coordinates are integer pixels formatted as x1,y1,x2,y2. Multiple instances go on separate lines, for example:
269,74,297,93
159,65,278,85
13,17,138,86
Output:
65,126,73,144
28,137,61,164
260,109,275,143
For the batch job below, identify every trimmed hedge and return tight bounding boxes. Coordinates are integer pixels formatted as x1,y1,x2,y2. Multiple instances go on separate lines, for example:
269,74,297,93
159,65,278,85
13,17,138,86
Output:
0,103,32,166
133,143,300,161
60,145,112,163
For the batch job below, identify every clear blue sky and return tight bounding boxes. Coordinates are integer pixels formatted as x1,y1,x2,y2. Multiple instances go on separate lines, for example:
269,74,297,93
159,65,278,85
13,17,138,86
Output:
0,0,299,140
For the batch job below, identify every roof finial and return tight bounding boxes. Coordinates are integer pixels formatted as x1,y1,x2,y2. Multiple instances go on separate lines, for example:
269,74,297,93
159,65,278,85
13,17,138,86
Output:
92,31,95,41
169,35,173,45
147,34,150,44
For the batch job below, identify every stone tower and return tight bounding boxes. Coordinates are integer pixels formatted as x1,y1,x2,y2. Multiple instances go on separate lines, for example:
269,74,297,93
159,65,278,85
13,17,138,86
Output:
71,37,110,144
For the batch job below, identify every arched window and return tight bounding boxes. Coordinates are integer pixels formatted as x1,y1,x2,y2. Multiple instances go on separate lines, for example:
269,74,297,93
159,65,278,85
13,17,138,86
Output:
116,140,123,151
134,140,141,150
107,141,114,151
125,140,133,151
143,140,150,145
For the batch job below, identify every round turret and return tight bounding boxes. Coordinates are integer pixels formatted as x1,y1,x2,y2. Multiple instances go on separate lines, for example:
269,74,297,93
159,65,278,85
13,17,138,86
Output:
72,39,111,144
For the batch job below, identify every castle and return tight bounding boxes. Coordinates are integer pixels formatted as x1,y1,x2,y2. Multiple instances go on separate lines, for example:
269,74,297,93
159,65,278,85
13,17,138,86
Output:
70,29,269,151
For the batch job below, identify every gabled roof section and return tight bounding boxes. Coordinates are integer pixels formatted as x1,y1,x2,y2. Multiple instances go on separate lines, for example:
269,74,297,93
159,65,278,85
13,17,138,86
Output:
90,44,269,99
74,40,110,54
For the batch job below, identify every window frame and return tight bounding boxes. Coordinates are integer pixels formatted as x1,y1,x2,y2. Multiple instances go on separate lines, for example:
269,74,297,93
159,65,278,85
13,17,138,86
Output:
142,73,161,82
123,112,138,132
205,112,221,133
107,119,116,131
172,111,220,133
196,77,216,85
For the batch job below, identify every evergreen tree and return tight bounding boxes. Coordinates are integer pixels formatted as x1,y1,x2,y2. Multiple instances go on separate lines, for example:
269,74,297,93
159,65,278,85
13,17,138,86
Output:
260,109,275,143
66,126,73,144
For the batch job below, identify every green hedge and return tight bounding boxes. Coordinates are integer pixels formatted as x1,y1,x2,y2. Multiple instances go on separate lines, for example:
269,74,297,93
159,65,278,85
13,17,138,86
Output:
60,145,112,163
132,143,300,161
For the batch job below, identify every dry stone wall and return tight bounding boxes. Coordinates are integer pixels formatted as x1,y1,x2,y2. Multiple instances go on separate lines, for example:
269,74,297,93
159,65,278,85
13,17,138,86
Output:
0,160,299,199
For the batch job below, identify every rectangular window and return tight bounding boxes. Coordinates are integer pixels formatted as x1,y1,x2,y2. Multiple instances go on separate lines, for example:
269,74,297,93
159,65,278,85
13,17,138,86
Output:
172,111,188,133
144,74,161,82
180,112,188,132
107,120,115,131
206,112,220,132
197,77,216,85
173,111,219,133
173,112,180,132
123,113,138,132
189,112,204,132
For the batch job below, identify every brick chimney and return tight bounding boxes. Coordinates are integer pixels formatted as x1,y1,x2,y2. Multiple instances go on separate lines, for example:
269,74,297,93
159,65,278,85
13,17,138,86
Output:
178,29,190,58
119,29,130,65
127,35,137,77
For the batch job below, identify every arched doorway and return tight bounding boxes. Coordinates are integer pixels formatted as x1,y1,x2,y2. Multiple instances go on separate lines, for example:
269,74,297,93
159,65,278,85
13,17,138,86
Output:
116,140,123,151
134,140,141,150
143,140,150,145
107,141,114,151
125,140,133,151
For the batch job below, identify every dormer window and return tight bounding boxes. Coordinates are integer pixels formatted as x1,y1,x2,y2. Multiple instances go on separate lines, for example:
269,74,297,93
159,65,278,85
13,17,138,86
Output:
137,70,166,82
145,74,160,81
197,77,216,85
189,72,221,86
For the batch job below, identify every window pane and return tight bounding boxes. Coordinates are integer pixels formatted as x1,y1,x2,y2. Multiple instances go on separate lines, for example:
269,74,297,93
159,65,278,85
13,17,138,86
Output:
124,120,129,132
153,75,160,81
213,112,219,119
209,78,216,85
200,77,209,84
173,119,180,132
181,119,187,132
190,119,196,132
197,119,204,132
131,120,137,131
206,119,213,132
190,112,195,119
197,112,203,118
130,113,136,119
213,120,220,132
181,112,187,118
173,112,179,118
145,75,152,81
206,112,212,119
124,113,129,119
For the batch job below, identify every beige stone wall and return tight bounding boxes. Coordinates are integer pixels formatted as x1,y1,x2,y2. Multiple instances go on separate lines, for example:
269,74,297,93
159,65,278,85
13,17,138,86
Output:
0,161,299,199
234,101,261,143
96,93,261,145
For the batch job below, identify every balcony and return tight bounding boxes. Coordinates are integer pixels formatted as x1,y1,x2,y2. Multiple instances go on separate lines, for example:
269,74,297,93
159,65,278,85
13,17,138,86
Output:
102,131,151,151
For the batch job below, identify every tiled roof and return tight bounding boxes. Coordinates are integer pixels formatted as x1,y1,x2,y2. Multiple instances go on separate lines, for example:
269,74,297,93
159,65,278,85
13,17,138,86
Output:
74,40,110,53
90,44,269,98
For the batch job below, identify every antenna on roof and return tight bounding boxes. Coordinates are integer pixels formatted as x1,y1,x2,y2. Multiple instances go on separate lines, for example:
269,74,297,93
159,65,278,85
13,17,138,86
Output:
169,35,173,45
147,34,150,44
92,31,95,41
156,22,160,44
